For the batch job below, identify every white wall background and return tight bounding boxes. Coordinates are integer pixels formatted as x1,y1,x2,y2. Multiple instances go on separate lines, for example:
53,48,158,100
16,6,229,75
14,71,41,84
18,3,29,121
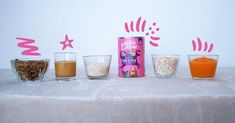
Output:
1,0,235,69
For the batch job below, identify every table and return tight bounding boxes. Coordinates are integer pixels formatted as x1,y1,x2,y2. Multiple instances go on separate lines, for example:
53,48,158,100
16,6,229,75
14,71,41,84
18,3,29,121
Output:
0,68,235,123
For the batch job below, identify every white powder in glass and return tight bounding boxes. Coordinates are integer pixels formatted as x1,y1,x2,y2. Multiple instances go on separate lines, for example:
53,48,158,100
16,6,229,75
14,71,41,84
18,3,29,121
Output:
154,57,178,77
86,63,109,77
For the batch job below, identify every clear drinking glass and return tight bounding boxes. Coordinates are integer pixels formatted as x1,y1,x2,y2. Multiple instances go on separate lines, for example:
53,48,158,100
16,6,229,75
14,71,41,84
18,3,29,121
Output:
188,54,219,79
83,55,112,79
151,54,180,78
11,58,49,82
54,52,77,80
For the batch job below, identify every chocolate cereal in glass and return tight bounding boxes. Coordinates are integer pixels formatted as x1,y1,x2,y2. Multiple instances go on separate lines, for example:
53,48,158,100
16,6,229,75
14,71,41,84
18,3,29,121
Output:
54,52,76,80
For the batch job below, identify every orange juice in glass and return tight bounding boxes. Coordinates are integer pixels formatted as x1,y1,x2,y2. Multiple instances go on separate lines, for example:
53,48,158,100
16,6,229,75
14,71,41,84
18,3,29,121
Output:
188,55,218,79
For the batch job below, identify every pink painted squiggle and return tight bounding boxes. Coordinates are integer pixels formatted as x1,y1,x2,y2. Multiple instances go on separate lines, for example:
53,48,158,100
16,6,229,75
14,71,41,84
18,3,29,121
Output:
16,37,41,56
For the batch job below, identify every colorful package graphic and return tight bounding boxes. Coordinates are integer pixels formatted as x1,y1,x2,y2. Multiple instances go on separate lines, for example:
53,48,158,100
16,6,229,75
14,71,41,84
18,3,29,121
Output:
118,37,145,77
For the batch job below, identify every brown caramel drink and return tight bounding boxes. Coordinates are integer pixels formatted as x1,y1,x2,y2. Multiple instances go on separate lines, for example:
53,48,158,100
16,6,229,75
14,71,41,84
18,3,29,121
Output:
55,61,76,77
54,52,77,80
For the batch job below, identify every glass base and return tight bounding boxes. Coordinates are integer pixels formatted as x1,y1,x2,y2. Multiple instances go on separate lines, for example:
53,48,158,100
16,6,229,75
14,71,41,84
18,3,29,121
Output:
56,76,76,81
191,76,215,80
154,73,176,78
87,75,108,79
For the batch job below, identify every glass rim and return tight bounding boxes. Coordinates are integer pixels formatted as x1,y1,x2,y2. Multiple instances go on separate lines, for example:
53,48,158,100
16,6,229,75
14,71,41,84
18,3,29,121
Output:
187,54,219,57
151,54,180,57
54,52,77,55
83,55,112,58
118,36,145,39
11,58,50,61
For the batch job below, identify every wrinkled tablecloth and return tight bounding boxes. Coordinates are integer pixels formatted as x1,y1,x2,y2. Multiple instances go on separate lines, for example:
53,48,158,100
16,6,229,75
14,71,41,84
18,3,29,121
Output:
0,68,235,123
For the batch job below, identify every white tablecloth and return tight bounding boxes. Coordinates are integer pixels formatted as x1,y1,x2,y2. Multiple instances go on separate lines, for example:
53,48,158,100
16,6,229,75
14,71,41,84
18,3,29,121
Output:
0,68,235,123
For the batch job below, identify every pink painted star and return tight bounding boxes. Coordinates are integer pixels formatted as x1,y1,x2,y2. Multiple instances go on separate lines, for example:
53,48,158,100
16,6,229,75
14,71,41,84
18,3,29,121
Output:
60,34,74,50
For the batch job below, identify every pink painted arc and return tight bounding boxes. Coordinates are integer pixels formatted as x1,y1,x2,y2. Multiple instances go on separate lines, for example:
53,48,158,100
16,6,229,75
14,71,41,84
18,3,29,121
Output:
192,40,196,51
208,44,214,52
204,42,208,51
141,20,146,32
197,37,202,51
130,21,134,32
149,41,158,47
136,17,141,32
125,22,130,32
150,36,160,41
16,37,41,56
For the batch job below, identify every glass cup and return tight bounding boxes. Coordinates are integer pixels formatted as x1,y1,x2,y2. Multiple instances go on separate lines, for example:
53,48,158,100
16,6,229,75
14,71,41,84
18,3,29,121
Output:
11,58,49,82
54,52,77,80
188,54,219,79
83,55,112,79
151,54,180,78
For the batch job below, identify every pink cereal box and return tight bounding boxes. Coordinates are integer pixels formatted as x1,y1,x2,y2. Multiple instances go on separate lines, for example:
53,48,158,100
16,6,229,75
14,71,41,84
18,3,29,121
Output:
118,37,145,77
